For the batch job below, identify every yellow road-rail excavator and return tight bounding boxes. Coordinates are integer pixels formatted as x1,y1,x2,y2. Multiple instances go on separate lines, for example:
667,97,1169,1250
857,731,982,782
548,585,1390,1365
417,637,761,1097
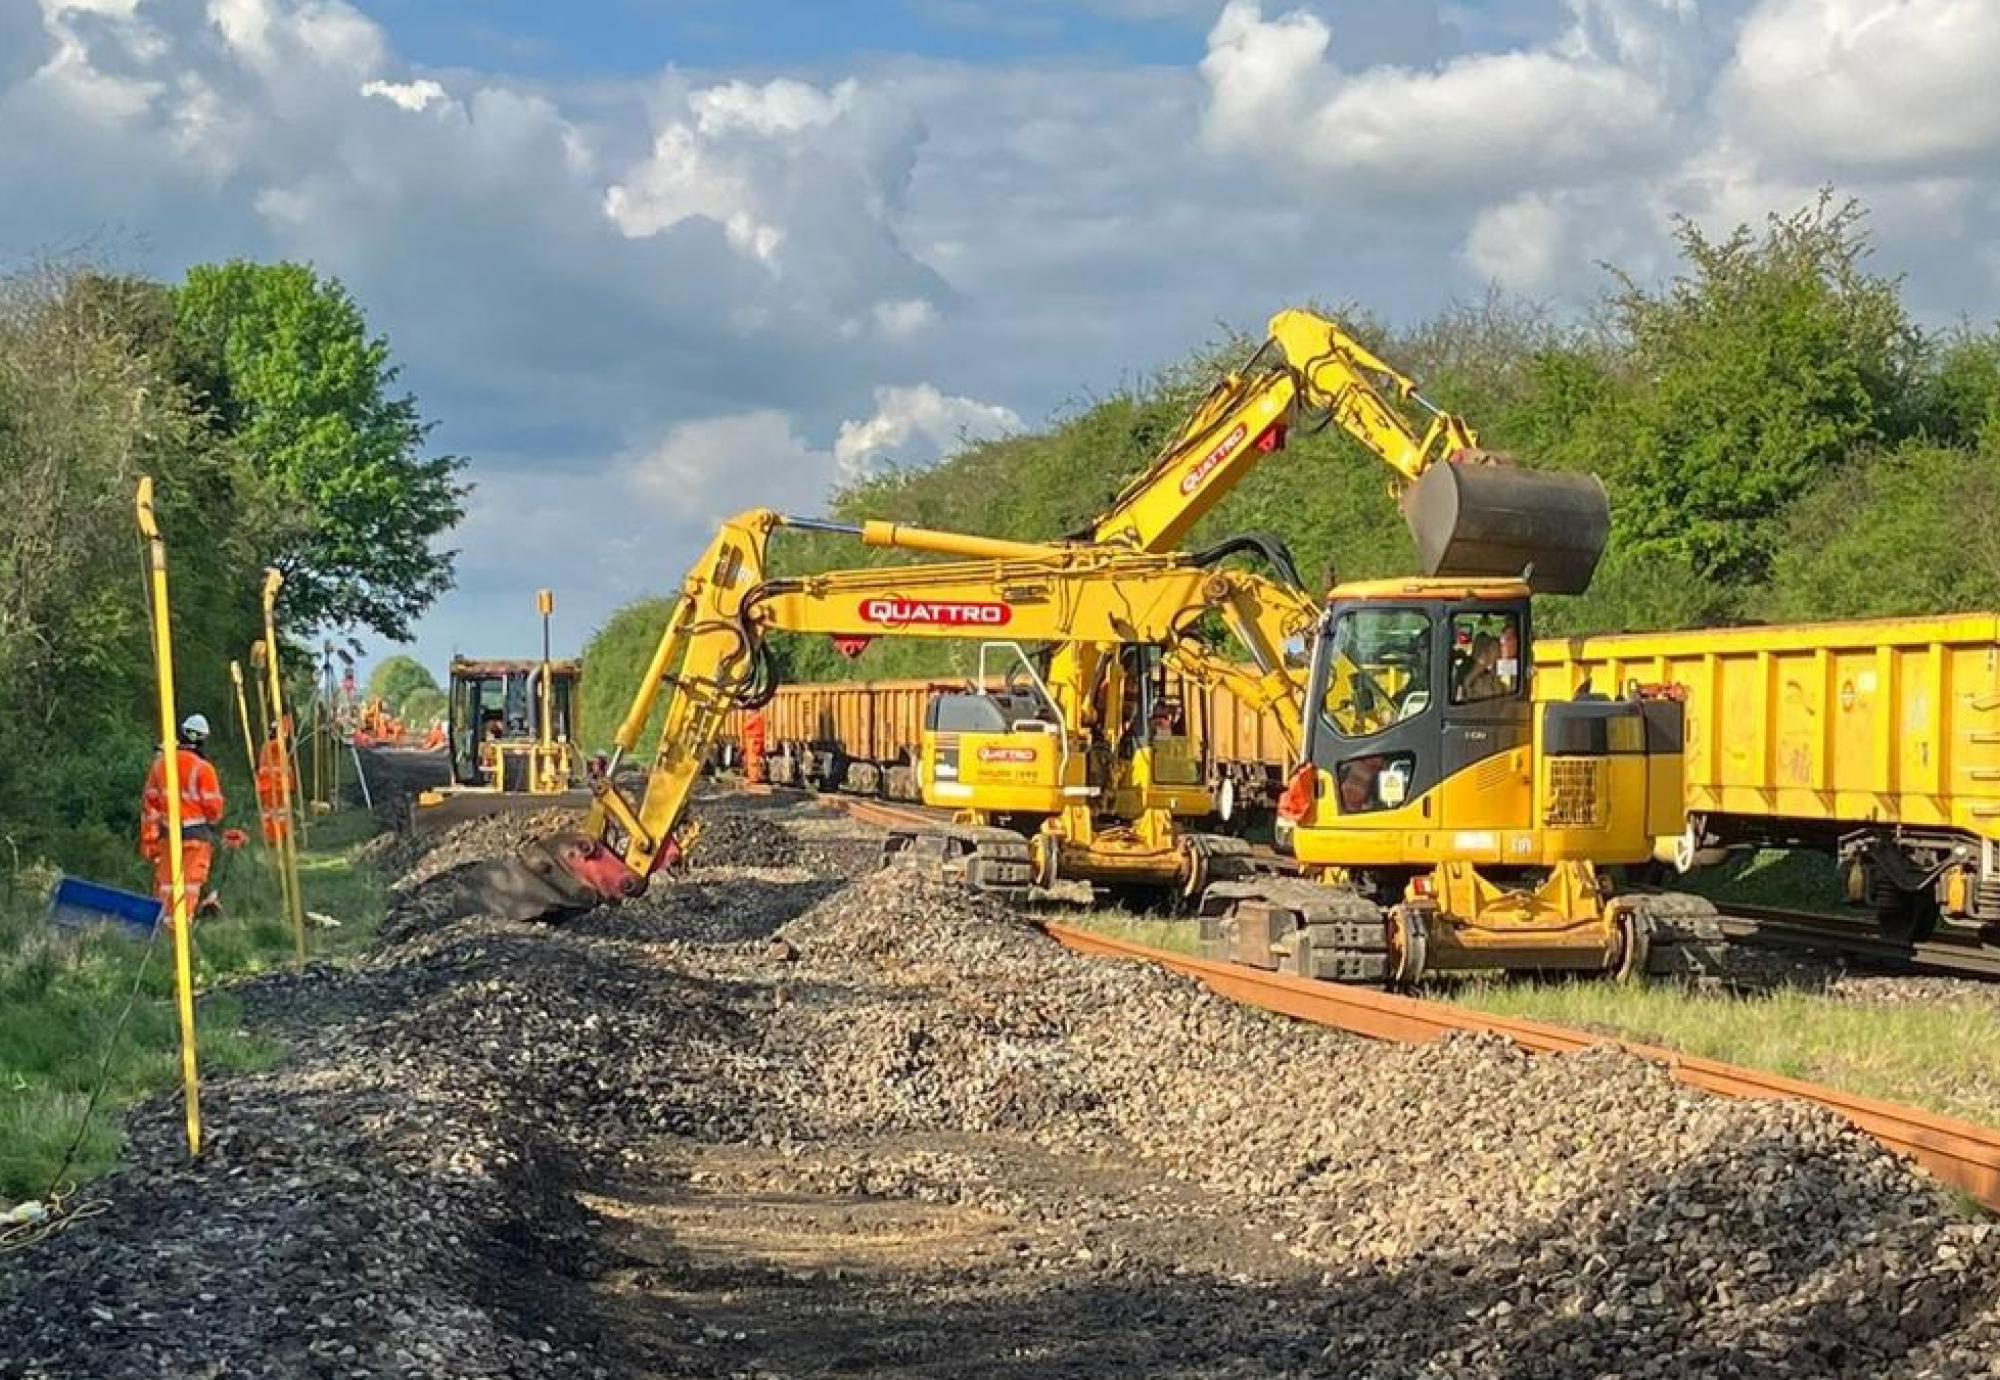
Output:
454,511,1321,922
1039,308,1715,980
936,308,1613,898
903,308,1717,980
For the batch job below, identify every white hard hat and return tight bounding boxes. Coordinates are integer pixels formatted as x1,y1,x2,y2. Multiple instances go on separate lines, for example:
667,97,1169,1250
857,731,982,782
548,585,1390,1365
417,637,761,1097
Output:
180,713,211,740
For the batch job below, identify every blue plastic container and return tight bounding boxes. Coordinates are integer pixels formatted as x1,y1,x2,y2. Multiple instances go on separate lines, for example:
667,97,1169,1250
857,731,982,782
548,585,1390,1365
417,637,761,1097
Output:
47,876,161,935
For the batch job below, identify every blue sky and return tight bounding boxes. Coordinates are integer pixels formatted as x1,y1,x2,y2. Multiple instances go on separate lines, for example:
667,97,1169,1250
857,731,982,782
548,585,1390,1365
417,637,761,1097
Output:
9,0,2000,675
365,0,1212,73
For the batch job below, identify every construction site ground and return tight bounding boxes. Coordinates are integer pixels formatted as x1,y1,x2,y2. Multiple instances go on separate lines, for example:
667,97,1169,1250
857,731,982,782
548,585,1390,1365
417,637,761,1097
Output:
6,780,2000,1379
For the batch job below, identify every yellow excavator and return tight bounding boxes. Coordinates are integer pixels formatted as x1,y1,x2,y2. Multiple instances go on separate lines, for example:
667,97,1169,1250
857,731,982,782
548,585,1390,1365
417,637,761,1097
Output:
908,309,1717,981
457,512,1322,920
914,307,1610,898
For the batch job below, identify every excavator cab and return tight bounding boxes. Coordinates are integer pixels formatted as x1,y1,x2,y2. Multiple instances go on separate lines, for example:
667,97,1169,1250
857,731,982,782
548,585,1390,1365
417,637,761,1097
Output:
922,683,1070,816
1289,578,1681,873
1207,576,1709,982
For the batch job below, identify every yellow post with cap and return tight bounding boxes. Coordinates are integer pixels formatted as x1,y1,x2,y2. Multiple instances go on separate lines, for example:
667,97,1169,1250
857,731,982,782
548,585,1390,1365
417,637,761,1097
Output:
260,573,309,965
135,477,201,1158
537,589,556,792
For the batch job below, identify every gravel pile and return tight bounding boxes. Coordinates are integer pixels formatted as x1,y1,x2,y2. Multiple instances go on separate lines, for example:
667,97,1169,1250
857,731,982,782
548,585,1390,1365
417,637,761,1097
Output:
684,810,798,869
0,884,767,1378
8,793,1999,1380
390,809,582,891
760,865,2000,1376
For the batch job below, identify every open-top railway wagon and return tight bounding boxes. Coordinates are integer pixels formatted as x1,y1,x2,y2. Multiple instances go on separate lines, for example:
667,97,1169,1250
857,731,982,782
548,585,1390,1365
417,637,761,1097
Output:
1537,614,2000,940
717,675,1293,820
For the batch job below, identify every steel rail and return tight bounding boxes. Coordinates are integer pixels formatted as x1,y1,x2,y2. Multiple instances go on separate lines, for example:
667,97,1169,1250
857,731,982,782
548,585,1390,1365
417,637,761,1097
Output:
1043,921,2000,1212
775,787,2000,1206
1719,905,2000,982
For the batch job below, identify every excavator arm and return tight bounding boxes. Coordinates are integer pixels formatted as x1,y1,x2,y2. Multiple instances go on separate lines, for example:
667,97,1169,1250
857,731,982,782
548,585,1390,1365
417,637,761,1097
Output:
1087,309,1609,594
462,508,1318,920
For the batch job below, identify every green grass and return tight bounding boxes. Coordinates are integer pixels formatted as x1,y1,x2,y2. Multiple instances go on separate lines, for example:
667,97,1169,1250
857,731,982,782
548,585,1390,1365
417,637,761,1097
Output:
1676,847,1850,912
0,808,389,1205
1067,912,1209,957
1446,979,2000,1130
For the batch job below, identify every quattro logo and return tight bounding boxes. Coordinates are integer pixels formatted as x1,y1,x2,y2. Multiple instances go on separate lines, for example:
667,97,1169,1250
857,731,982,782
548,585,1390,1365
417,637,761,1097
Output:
859,598,1013,627
976,745,1039,763
1178,423,1248,495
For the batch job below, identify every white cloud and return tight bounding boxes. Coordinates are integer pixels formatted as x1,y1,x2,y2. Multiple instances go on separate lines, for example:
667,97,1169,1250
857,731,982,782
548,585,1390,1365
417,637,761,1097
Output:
624,410,836,522
602,72,933,307
1462,193,1567,294
18,0,2000,667
210,0,384,76
360,78,445,113
871,297,937,338
833,383,1019,478
691,77,854,137
1200,0,1677,204
1721,0,2000,175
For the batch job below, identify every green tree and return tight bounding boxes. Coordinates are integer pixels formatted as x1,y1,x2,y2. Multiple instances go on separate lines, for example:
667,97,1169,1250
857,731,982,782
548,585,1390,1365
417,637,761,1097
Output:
365,654,436,709
1914,328,2000,449
398,685,447,727
172,262,468,640
0,263,271,878
1590,195,1921,589
1764,440,2000,620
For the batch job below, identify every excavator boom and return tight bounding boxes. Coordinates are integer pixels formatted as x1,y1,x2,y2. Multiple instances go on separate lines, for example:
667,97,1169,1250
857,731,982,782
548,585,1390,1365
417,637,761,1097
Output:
454,508,1318,921
1088,309,1609,593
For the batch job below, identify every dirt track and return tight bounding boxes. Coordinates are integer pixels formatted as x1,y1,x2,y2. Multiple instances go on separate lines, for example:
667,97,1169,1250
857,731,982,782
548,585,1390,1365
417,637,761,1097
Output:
4,791,1999,1379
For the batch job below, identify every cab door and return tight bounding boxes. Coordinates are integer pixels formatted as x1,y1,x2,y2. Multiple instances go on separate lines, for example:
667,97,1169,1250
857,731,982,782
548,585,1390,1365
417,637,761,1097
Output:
1436,602,1534,831
1308,604,1444,838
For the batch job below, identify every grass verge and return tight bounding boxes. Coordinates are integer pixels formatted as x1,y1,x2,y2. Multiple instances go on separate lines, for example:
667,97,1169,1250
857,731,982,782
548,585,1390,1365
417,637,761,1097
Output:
1445,979,2000,1130
0,807,388,1205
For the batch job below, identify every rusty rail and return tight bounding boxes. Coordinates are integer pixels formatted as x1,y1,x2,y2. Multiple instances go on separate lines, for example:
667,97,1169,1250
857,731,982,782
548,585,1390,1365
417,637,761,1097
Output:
1046,921,2000,1212
777,785,2000,1209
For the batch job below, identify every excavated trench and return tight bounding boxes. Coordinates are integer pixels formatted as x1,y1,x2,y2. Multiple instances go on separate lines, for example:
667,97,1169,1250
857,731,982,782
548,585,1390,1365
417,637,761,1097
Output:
4,790,1999,1380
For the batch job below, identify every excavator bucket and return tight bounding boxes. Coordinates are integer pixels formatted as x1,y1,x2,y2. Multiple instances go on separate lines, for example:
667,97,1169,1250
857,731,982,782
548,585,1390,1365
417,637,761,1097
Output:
1402,459,1610,595
435,831,639,925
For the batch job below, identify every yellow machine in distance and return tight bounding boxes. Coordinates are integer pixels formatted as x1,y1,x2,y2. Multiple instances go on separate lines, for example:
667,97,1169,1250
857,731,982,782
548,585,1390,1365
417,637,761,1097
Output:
410,592,592,835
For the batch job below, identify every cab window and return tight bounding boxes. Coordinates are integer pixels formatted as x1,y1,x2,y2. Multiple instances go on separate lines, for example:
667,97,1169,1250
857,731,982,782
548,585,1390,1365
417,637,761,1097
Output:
1448,610,1523,705
1322,608,1432,738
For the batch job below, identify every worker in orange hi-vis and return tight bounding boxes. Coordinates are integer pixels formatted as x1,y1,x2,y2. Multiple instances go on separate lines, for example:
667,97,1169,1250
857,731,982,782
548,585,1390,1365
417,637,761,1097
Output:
742,709,768,785
140,714,227,922
255,716,295,847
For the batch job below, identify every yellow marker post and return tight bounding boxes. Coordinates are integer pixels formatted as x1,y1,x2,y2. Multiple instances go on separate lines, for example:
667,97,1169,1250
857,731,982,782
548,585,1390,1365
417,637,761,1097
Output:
537,588,556,793
135,478,201,1158
249,641,298,929
260,574,309,965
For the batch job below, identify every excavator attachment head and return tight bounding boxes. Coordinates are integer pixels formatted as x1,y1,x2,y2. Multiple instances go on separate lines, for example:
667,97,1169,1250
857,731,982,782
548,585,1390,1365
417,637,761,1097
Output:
1401,456,1610,595
445,830,648,925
